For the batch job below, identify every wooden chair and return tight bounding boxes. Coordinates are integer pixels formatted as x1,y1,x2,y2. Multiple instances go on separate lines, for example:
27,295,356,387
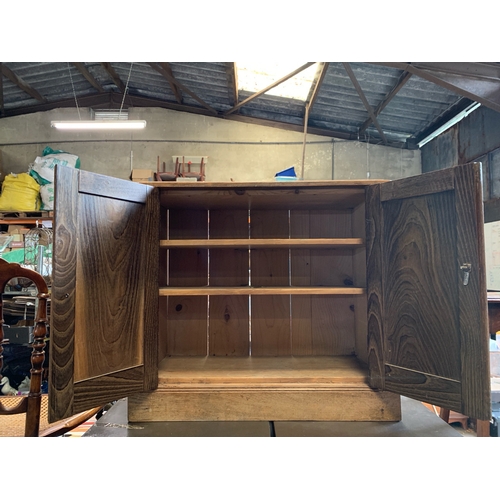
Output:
0,258,102,436
155,155,181,181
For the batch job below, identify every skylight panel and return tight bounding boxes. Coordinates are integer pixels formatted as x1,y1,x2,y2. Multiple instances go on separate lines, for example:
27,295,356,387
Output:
236,62,319,101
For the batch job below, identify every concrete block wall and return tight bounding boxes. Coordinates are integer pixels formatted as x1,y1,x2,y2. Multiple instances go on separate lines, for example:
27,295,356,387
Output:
0,107,421,182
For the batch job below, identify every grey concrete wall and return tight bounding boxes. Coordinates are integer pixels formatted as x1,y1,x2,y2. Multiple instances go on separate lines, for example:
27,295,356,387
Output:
0,107,421,182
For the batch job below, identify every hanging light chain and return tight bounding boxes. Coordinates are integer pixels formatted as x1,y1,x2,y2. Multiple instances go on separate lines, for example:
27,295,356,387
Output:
119,62,134,117
67,63,81,121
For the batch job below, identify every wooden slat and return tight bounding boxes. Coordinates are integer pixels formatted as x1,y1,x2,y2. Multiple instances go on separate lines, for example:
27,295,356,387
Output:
158,185,370,210
209,209,249,356
128,389,401,422
454,163,490,419
250,210,290,356
157,355,368,384
208,295,249,356
290,209,358,355
160,238,365,248
79,169,150,203
366,184,385,390
379,168,454,202
384,365,461,411
159,286,366,296
50,166,79,421
167,209,208,355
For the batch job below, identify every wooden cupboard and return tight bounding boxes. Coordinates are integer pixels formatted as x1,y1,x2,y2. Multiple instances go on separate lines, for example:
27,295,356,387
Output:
47,163,491,423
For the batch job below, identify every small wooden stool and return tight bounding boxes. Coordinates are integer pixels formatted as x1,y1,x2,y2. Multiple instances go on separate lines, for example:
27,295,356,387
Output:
439,408,469,430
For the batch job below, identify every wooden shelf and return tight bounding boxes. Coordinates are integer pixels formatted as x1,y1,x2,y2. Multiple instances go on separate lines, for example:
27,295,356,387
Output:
159,286,366,296
157,355,370,388
160,238,365,249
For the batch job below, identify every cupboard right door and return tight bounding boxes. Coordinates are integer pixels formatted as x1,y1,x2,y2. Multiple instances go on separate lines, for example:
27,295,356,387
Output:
366,163,491,420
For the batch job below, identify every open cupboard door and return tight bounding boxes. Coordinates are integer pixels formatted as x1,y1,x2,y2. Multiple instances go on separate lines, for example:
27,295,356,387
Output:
48,166,159,422
366,163,491,420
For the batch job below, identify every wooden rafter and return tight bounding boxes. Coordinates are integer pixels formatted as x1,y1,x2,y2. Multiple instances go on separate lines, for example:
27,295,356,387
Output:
100,62,126,93
1,64,46,103
371,62,500,115
72,63,105,92
301,63,329,180
343,62,387,144
224,62,316,116
358,70,412,135
225,63,238,107
305,62,329,110
149,62,217,115
148,62,183,104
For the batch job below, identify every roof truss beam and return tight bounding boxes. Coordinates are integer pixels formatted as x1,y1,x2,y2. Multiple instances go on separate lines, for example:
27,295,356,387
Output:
1,63,46,103
100,62,126,93
225,63,238,108
72,63,105,92
358,70,412,135
372,62,500,115
149,62,217,115
343,62,387,144
148,62,183,104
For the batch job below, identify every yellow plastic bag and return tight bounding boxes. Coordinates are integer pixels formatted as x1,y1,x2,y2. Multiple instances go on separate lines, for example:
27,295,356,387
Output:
0,173,41,211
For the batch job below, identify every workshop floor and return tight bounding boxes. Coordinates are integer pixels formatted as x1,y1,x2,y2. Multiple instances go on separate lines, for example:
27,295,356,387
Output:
421,402,477,437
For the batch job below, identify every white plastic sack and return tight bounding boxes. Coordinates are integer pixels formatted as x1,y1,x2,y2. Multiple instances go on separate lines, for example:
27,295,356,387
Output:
29,147,80,185
40,183,55,210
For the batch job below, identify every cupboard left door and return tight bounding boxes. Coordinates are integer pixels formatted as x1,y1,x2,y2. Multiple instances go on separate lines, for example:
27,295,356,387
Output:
48,166,159,422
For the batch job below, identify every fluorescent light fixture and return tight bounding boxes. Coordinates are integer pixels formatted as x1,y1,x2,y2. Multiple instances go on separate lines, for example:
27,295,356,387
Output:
418,102,481,148
51,120,147,130
236,62,319,101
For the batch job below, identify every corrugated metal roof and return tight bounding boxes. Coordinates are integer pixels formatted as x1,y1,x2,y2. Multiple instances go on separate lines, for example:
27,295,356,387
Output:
0,61,493,149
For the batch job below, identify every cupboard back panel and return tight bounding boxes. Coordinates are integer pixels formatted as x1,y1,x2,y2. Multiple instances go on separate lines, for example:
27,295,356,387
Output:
163,206,364,358
209,210,250,355
167,209,208,355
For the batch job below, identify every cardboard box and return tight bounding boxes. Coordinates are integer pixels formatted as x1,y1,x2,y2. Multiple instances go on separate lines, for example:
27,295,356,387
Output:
7,225,30,235
131,169,154,182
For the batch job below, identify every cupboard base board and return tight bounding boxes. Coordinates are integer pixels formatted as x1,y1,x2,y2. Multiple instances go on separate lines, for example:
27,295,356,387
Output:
127,389,401,422
128,356,402,422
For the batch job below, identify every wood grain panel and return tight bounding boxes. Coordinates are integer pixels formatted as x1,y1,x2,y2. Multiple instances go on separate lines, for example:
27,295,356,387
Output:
291,296,356,355
128,389,401,422
166,296,208,355
251,295,291,355
158,184,370,211
142,188,160,389
380,168,454,202
73,366,145,412
454,163,490,419
290,209,356,355
382,191,461,379
250,210,290,355
50,165,79,420
209,296,249,356
209,210,249,355
167,209,208,355
366,184,385,389
384,365,461,411
50,165,157,422
73,195,145,381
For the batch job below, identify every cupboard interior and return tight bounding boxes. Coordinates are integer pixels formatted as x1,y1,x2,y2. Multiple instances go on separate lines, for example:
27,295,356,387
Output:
157,185,371,391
